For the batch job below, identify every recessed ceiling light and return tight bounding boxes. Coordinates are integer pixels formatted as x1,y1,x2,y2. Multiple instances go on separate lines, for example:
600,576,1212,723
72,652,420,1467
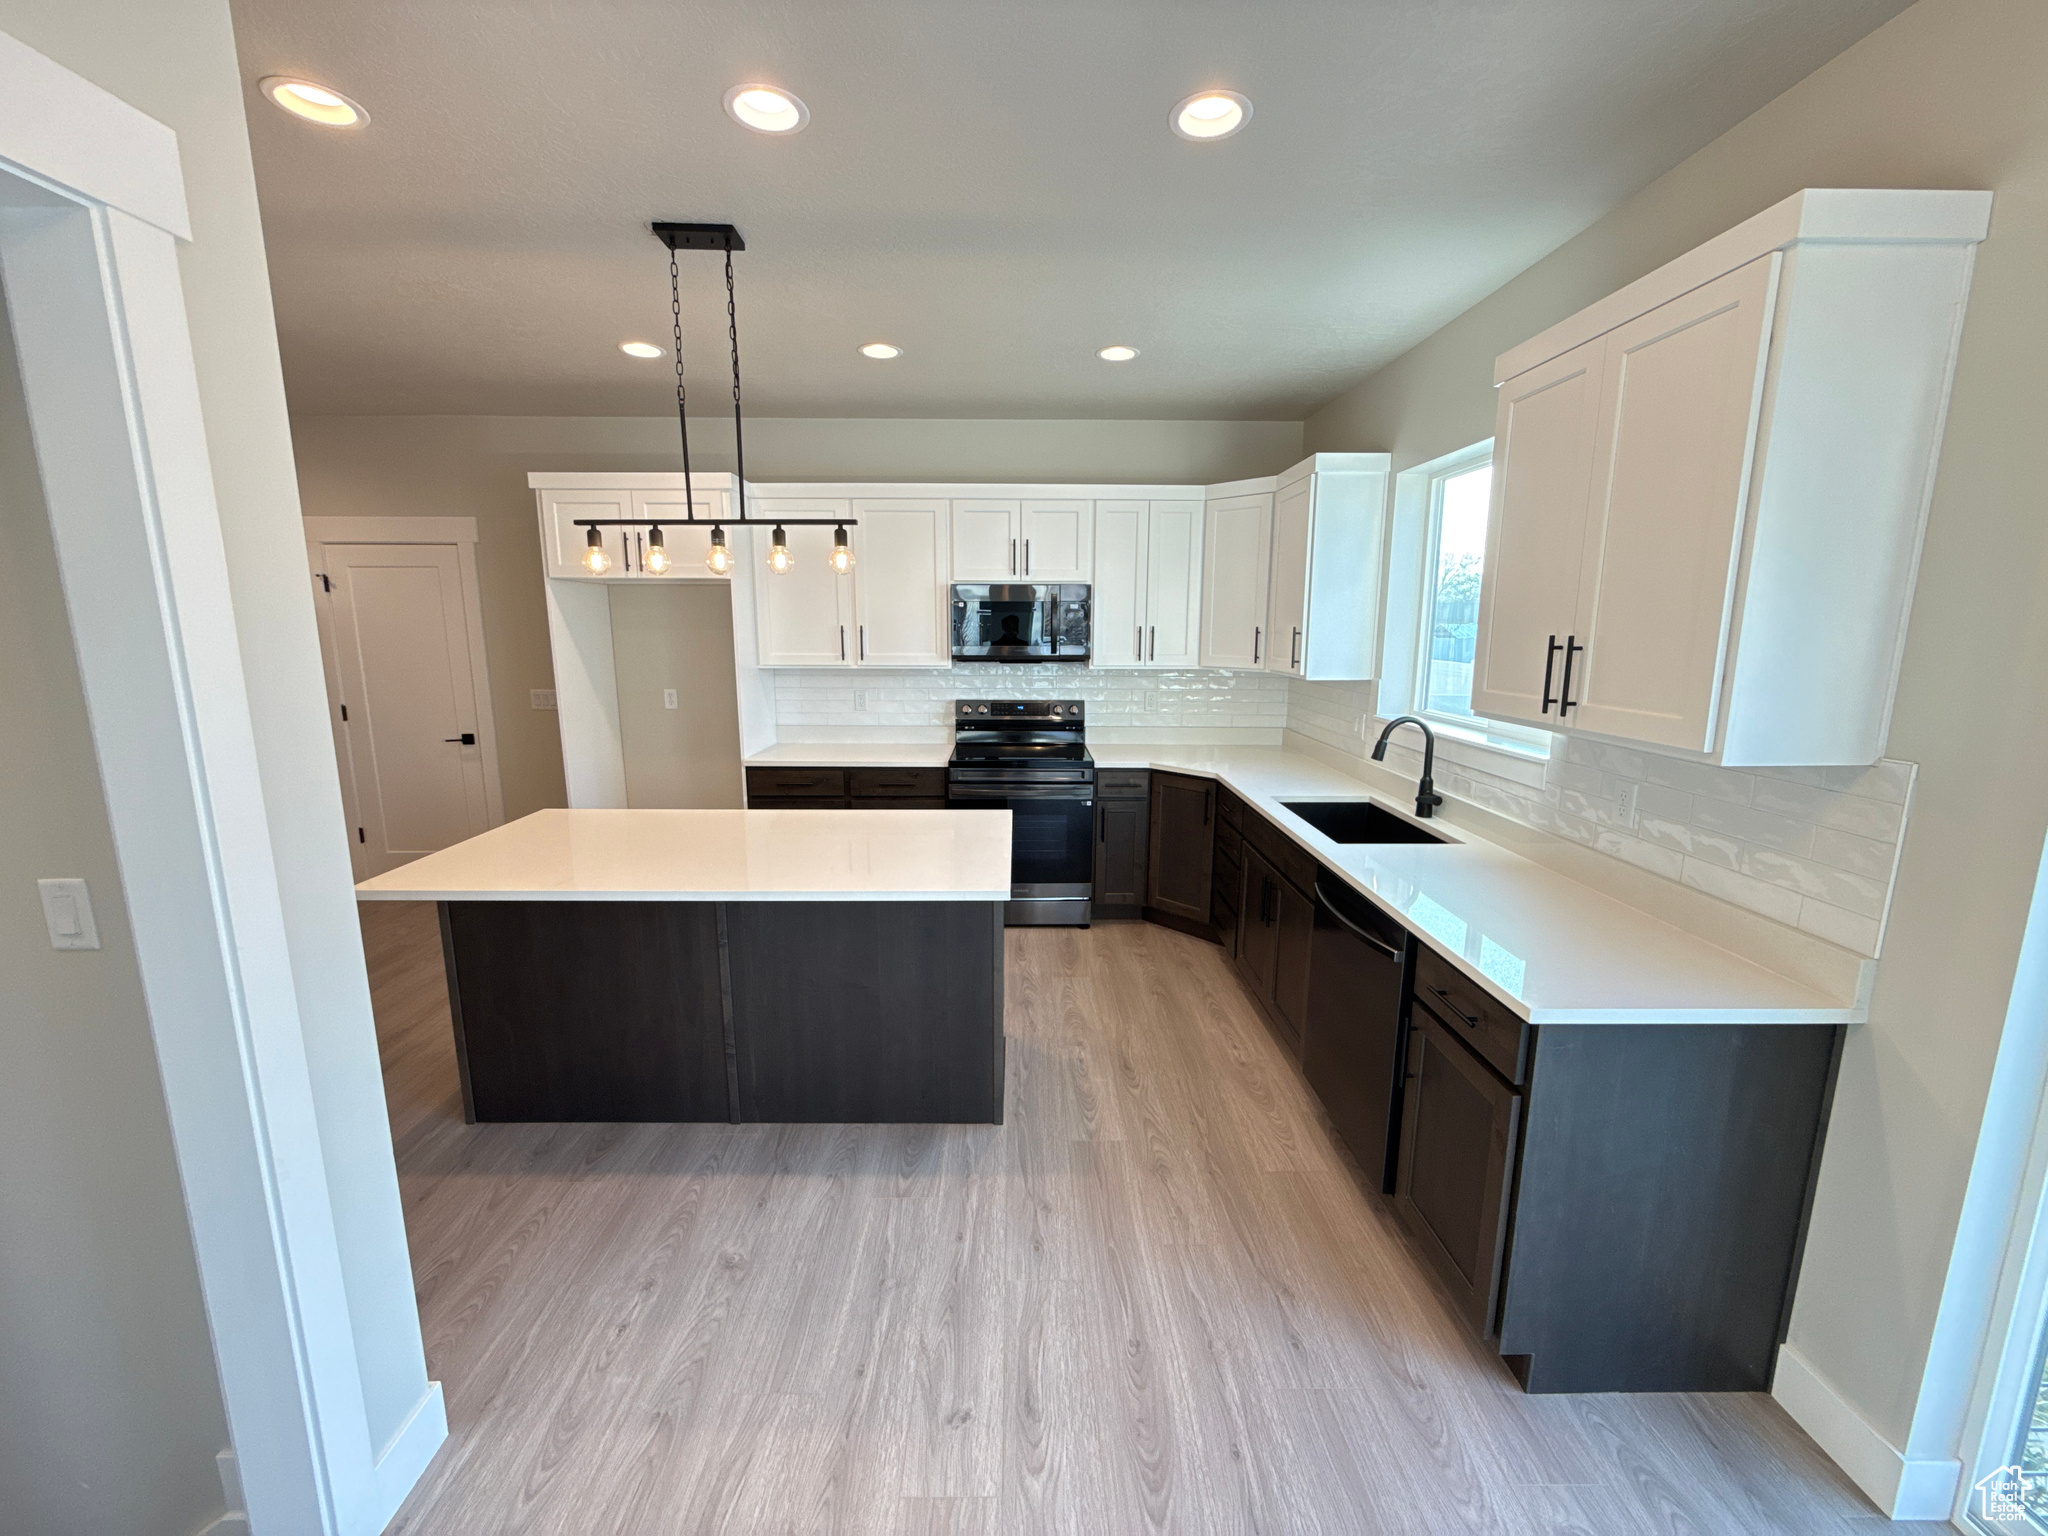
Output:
724,83,810,135
859,343,902,360
1171,90,1251,142
259,76,368,128
1098,345,1139,362
620,341,664,358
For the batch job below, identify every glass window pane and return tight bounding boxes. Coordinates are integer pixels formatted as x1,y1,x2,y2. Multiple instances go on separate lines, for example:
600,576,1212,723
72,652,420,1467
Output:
1422,463,1492,720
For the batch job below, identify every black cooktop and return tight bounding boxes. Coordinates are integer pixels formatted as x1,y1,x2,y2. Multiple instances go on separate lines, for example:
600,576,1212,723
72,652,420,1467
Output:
949,699,1091,769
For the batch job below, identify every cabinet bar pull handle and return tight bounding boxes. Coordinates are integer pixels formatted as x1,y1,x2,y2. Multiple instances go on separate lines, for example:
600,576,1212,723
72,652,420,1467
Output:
1291,627,1302,670
1010,538,1017,575
1559,635,1583,716
1149,626,1156,661
1541,634,1560,714
1024,538,1031,575
859,625,866,661
1137,624,1143,658
839,625,846,661
1253,626,1261,664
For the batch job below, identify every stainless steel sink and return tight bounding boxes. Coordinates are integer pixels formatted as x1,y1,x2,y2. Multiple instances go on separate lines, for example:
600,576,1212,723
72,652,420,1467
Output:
1280,800,1447,845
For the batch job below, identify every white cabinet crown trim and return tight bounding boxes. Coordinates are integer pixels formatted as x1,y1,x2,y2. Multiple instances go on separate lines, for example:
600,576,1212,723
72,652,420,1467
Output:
1494,188,1993,385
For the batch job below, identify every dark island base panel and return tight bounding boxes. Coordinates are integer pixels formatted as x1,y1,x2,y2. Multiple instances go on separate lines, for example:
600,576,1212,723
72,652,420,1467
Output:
1495,1022,1843,1395
440,899,1005,1125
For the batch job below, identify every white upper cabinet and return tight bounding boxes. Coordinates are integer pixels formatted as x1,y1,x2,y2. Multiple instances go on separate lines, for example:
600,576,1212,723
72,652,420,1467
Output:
1262,454,1391,680
1093,499,1203,669
951,499,1020,579
537,476,735,579
1092,500,1148,667
751,500,855,667
851,499,951,667
1020,500,1092,581
1475,188,1991,765
1199,487,1273,669
1470,340,1610,726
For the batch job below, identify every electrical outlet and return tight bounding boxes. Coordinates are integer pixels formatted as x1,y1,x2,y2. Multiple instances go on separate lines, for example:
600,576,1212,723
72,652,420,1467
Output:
663,689,678,710
530,689,557,710
854,691,868,711
1144,691,1156,714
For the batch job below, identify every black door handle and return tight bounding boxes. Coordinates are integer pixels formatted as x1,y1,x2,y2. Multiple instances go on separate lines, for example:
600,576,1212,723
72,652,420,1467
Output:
1541,634,1560,714
1559,635,1584,717
444,733,477,745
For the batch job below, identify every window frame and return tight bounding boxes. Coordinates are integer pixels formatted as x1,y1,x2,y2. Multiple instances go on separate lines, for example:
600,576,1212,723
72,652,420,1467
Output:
1402,442,1551,756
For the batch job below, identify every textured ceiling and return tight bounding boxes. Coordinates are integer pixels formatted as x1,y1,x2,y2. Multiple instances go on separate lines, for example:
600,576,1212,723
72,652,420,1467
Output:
232,0,1909,420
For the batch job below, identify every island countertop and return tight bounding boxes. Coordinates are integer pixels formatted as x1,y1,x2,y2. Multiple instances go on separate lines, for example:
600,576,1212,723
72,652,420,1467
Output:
354,807,1012,902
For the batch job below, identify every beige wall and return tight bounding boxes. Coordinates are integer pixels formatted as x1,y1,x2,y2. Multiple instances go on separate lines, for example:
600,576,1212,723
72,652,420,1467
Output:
290,413,1305,816
1,0,433,1482
1306,0,2048,1455
611,583,745,809
0,277,230,1536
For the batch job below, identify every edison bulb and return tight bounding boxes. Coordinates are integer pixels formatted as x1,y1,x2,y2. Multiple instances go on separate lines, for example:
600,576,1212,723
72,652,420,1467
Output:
581,528,612,575
643,527,671,574
704,527,733,576
827,525,855,575
767,526,796,575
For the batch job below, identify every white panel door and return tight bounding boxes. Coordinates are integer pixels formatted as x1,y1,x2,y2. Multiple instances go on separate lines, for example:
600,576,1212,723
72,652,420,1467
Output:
1144,500,1204,667
1091,499,1147,668
320,544,491,875
540,487,632,577
952,500,1020,579
631,487,730,578
1264,475,1313,673
1020,499,1092,580
852,499,951,666
1470,337,1607,728
752,500,855,666
1570,255,1779,751
1199,491,1273,669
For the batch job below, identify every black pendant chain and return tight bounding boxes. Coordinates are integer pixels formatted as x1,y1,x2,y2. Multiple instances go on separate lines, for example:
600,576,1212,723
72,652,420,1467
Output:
671,244,693,518
724,239,747,523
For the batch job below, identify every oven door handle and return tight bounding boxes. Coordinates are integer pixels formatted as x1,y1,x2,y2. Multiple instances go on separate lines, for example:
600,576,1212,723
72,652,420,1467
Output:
948,786,1096,802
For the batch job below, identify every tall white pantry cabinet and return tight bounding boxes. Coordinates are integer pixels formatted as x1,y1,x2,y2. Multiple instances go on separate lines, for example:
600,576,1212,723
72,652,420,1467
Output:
1472,187,1992,766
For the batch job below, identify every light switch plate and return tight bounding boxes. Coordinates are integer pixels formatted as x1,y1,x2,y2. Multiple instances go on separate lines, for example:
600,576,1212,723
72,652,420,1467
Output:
37,878,100,951
663,689,678,709
530,689,557,710
854,692,867,711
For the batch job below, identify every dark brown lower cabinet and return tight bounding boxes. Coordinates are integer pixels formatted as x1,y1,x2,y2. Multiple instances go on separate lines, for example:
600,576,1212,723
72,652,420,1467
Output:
1234,847,1279,998
1146,771,1215,925
1269,876,1314,1049
1231,841,1315,1054
1394,1002,1521,1337
1093,795,1150,916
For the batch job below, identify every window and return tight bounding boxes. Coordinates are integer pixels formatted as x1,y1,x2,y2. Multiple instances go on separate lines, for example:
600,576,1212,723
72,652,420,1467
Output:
1419,455,1492,723
1379,442,1547,757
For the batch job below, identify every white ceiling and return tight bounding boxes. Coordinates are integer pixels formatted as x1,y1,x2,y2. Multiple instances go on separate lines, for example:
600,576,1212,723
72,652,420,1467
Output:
232,0,1908,421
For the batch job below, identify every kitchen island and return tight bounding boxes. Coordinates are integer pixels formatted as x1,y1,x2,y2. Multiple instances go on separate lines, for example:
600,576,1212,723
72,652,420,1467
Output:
354,808,1011,1124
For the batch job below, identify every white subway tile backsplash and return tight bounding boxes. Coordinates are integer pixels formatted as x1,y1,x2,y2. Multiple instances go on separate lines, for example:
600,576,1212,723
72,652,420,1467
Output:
771,663,1292,733
1283,676,1912,960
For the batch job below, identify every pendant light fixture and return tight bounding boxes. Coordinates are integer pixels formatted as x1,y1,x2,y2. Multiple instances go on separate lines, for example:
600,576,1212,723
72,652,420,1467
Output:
569,224,855,575
643,524,670,574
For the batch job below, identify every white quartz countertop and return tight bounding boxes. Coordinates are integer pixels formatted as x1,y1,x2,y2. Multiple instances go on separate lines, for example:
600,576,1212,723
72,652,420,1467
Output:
743,738,1861,1024
353,808,1012,903
746,742,954,768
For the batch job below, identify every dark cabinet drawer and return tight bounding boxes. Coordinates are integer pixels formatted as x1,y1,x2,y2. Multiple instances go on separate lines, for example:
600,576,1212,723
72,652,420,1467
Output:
1413,945,1528,1085
1395,1013,1522,1338
1216,785,1244,829
1243,808,1317,897
754,796,852,809
1096,768,1151,800
861,797,948,810
848,767,946,799
746,766,847,800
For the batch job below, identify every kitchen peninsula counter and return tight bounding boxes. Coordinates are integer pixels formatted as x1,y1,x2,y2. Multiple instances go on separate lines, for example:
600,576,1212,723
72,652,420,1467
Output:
357,808,1010,1124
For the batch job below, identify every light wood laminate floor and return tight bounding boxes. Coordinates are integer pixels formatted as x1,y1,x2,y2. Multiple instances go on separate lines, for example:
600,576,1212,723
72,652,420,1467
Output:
365,902,1932,1534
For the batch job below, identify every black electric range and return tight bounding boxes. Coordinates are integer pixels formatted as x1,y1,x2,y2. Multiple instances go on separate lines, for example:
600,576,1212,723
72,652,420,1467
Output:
947,699,1096,926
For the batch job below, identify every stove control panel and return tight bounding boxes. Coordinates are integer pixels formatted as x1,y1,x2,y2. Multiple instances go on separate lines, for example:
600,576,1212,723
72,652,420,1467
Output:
955,699,1084,721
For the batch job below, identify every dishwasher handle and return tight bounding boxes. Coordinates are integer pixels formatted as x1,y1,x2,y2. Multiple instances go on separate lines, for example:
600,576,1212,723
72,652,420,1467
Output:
1314,879,1404,961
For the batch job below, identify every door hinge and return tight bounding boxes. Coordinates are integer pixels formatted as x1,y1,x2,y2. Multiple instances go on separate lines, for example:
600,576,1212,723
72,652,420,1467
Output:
319,573,332,592
357,827,366,843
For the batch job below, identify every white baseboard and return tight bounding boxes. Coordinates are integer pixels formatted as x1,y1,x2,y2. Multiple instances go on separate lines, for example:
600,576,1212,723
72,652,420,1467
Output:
365,1380,448,1531
193,1516,248,1536
1773,1344,1961,1519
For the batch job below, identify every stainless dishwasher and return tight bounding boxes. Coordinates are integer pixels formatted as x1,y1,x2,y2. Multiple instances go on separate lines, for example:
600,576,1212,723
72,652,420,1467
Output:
1300,876,1413,1193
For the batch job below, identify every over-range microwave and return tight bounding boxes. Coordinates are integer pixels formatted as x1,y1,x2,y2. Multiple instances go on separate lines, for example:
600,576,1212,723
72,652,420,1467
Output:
950,583,1091,662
